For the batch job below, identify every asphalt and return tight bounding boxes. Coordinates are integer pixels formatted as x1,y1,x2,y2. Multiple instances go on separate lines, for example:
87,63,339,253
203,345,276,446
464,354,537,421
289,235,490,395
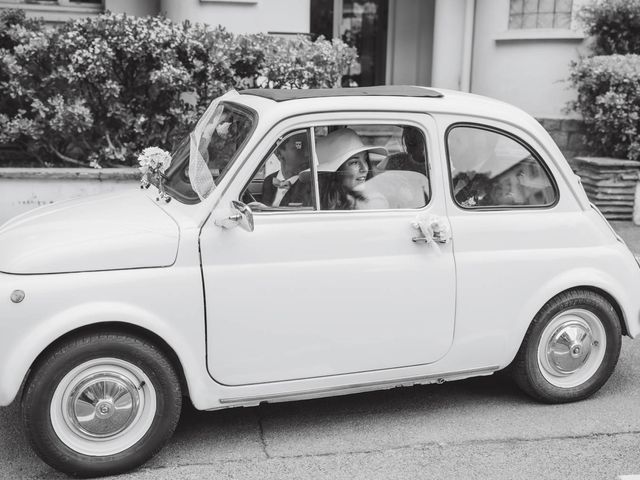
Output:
5,339,640,480
610,221,640,254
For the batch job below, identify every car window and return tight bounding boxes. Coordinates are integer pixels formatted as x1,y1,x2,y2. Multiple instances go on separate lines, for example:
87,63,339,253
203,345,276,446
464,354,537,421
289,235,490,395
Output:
241,129,315,211
163,102,255,204
241,123,431,213
447,125,557,208
313,124,431,211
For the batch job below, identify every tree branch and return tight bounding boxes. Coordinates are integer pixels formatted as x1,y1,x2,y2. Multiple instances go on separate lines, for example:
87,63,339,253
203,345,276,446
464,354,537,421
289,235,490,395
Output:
48,144,89,167
105,131,117,151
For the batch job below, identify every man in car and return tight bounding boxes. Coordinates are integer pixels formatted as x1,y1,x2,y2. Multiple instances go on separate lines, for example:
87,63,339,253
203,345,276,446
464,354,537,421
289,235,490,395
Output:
261,132,312,207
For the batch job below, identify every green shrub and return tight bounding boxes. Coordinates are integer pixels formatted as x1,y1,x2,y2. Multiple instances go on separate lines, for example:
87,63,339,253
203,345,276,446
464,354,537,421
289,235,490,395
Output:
257,35,356,89
568,54,640,160
580,0,640,55
0,10,356,167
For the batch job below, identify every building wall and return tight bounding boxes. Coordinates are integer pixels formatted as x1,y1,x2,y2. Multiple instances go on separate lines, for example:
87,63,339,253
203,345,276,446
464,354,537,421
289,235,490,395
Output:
159,0,309,34
470,0,590,118
0,0,100,22
105,0,160,17
1,0,590,119
537,117,587,163
431,0,467,91
387,0,434,86
0,0,159,22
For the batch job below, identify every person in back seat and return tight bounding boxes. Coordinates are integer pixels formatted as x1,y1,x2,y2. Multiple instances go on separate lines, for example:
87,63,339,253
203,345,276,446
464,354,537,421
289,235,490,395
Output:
378,126,427,175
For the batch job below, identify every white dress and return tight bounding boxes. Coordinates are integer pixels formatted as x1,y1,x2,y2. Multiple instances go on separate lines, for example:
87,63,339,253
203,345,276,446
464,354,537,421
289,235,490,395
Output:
362,171,430,209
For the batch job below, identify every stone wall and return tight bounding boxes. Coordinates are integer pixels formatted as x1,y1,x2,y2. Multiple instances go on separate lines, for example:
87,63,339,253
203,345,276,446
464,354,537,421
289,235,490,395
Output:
572,157,640,221
536,118,640,222
536,117,587,163
0,168,139,225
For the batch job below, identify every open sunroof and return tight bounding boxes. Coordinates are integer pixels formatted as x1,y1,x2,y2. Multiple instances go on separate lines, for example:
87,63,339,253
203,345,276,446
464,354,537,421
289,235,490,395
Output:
239,86,443,102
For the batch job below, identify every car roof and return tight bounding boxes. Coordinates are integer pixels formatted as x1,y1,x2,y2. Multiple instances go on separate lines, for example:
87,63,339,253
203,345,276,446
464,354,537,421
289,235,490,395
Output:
239,86,443,101
230,87,541,133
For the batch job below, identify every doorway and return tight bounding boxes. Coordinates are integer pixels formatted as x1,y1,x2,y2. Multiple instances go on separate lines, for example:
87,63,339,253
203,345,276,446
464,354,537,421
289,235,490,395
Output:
310,0,434,87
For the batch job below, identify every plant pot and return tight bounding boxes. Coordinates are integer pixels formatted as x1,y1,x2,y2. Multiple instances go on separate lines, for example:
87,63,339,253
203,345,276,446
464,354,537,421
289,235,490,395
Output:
572,157,640,222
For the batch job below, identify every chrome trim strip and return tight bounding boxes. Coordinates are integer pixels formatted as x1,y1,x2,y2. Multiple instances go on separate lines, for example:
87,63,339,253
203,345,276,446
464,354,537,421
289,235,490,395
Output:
218,366,500,404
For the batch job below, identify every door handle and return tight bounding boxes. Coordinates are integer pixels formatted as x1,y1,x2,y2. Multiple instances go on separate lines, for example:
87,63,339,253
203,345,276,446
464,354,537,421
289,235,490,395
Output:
411,215,451,245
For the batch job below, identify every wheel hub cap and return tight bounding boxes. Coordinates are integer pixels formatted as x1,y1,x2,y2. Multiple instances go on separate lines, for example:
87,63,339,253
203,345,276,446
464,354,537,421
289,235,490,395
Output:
95,401,114,419
68,373,140,438
546,321,593,375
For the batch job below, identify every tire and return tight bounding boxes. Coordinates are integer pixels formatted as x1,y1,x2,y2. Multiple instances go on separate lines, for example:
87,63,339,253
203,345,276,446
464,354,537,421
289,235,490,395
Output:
21,332,182,478
512,289,622,404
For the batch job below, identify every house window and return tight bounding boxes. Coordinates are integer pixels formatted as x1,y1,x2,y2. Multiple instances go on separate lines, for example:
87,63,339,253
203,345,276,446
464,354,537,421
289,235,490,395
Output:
509,0,573,29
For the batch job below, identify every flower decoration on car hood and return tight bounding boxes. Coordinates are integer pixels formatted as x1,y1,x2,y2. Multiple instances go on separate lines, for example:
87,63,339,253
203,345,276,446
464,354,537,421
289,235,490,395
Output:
138,146,172,202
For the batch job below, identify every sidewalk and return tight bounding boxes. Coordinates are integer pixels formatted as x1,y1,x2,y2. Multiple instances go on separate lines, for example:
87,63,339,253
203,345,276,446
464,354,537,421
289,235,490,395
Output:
610,221,640,254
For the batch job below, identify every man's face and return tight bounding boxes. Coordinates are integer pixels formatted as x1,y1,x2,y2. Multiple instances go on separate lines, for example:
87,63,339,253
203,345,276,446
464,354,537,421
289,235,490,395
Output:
277,136,309,173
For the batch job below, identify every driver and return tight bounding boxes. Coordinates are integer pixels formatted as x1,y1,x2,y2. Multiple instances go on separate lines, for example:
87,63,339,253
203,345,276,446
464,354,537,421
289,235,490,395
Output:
261,132,312,207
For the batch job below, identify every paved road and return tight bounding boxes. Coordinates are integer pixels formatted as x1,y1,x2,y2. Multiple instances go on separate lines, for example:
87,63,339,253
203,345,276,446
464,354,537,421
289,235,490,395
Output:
2,337,640,480
611,221,640,254
2,222,639,479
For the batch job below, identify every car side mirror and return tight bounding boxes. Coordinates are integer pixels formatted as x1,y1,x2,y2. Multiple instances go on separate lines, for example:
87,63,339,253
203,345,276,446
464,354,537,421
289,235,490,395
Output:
227,200,254,232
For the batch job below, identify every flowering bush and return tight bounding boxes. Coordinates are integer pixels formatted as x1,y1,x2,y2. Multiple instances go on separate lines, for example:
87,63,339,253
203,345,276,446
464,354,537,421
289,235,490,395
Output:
0,10,356,167
579,0,640,55
568,55,640,160
568,0,640,160
257,35,357,89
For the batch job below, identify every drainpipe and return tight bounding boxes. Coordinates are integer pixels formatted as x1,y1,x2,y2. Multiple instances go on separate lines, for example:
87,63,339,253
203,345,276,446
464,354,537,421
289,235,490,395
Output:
460,0,476,92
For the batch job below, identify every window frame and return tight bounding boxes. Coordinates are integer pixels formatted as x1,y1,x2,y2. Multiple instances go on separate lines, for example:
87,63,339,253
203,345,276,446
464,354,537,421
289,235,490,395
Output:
507,0,574,30
238,115,434,215
496,0,591,41
162,101,258,205
445,122,560,212
240,127,318,212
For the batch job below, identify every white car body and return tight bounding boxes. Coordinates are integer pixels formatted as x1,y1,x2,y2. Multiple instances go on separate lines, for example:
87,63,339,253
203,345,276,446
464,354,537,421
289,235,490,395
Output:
1,87,639,415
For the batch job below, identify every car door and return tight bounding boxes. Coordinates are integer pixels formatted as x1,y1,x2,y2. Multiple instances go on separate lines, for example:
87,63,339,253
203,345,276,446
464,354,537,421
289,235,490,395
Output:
200,112,456,386
440,116,580,360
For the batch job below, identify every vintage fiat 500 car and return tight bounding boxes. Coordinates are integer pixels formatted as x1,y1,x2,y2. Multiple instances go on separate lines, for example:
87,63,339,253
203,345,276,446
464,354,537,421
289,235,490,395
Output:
1,86,639,477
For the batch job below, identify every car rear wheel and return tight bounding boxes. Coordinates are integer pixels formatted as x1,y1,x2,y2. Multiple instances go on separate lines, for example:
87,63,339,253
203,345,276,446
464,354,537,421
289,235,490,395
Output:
512,290,621,403
22,332,182,478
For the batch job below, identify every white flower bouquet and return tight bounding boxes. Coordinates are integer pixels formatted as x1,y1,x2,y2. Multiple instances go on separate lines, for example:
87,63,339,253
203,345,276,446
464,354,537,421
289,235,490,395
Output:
138,147,172,201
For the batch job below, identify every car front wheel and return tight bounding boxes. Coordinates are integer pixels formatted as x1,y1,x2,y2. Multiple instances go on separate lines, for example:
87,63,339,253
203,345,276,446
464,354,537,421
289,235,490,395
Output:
22,332,182,478
512,289,622,403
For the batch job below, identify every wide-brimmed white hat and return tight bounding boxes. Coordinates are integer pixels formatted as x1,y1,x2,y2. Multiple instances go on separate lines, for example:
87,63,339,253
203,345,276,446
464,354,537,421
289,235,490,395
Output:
315,128,387,172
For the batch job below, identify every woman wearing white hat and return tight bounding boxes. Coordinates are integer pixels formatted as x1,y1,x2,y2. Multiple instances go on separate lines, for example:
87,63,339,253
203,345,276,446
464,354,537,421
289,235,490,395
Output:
315,128,389,210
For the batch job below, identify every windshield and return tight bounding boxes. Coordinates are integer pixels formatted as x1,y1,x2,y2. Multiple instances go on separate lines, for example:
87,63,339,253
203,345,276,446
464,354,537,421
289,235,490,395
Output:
161,101,255,204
